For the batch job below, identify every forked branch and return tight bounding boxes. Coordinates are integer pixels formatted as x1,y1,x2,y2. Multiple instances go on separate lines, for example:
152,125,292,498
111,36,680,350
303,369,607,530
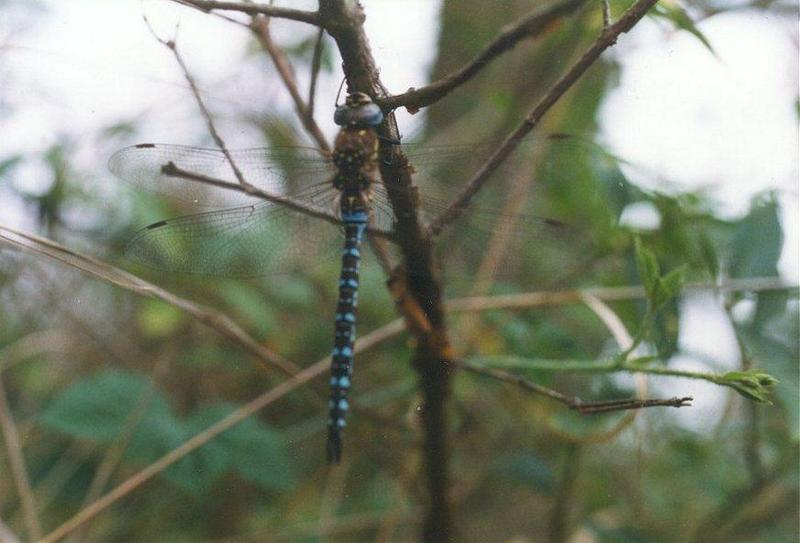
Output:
429,0,660,236
378,0,589,112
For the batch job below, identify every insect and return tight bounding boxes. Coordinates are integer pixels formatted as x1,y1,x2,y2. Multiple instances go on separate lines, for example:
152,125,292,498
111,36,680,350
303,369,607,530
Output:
109,93,591,462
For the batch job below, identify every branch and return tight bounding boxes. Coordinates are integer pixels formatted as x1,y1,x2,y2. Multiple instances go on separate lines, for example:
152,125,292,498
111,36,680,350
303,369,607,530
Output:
35,319,400,543
378,0,588,112
428,0,661,236
318,2,455,540
145,23,250,187
445,277,798,313
468,355,776,401
173,0,320,25
250,16,331,152
0,225,300,375
455,359,692,414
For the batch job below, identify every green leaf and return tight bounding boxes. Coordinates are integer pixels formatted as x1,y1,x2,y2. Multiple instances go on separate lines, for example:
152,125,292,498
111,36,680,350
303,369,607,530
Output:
721,370,779,403
652,2,716,56
653,264,687,309
185,404,295,492
634,237,660,301
492,453,554,493
729,196,783,279
40,370,172,442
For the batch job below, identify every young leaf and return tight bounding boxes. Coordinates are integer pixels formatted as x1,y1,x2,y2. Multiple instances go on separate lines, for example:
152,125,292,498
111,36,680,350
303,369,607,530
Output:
634,237,660,300
653,264,687,309
721,369,779,404
652,2,716,56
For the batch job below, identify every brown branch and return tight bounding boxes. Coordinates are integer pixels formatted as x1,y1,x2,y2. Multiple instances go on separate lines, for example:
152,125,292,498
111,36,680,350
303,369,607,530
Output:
0,225,300,376
251,16,331,152
173,0,320,25
445,277,799,313
0,375,42,541
378,0,589,112
34,319,400,543
318,2,456,540
455,359,692,414
428,0,661,236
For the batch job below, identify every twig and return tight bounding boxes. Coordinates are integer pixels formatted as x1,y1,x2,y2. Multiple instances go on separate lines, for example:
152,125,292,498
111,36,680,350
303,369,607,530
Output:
455,359,692,414
308,26,325,117
428,0,661,236
34,319,400,543
144,17,250,188
445,277,798,313
602,0,612,27
378,0,588,112
251,16,331,152
0,225,300,375
468,354,747,393
0,375,42,541
173,0,320,25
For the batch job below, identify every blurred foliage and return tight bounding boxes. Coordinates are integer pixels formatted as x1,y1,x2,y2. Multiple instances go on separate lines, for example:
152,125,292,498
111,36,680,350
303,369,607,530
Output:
0,1,797,543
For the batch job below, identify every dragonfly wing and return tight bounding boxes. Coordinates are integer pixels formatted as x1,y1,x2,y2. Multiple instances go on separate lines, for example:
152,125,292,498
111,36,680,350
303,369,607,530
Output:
126,198,343,277
109,143,334,208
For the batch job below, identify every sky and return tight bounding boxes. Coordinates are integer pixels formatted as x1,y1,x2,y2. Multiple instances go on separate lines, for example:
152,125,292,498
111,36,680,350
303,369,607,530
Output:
1,0,797,431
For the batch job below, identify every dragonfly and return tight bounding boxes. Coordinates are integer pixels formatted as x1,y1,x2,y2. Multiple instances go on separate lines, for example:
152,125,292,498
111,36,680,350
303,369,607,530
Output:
109,94,596,462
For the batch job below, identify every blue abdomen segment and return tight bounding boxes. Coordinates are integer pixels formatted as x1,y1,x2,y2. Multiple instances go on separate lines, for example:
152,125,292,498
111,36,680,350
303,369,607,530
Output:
327,208,368,463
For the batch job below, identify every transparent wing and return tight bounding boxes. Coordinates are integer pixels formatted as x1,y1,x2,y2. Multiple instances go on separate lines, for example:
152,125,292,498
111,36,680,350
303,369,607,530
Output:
125,187,343,277
109,143,335,208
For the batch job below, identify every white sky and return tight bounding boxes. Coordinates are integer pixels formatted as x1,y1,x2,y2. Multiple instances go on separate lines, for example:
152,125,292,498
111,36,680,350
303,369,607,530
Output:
1,1,797,429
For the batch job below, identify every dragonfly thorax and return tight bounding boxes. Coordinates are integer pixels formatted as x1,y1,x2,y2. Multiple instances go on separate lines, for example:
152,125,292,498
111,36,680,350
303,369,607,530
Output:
332,127,379,193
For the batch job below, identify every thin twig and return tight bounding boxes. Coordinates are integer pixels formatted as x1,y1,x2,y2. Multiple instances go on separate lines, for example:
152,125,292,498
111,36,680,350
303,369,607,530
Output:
378,0,588,112
455,359,692,414
308,26,325,116
145,18,250,187
0,226,300,375
446,277,798,313
580,292,634,350
428,0,661,236
34,320,400,543
173,0,320,25
251,16,331,152
467,354,750,395
0,375,42,541
602,0,612,27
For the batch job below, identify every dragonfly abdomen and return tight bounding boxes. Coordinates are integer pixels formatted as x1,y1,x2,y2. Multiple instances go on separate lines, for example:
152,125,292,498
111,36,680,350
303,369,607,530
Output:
327,207,368,463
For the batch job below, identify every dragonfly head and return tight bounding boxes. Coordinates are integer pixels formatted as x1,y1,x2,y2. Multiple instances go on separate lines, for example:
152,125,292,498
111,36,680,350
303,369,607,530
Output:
334,92,383,128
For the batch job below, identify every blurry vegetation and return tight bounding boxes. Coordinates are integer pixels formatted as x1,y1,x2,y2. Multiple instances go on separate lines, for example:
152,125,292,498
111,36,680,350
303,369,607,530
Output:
0,1,797,542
